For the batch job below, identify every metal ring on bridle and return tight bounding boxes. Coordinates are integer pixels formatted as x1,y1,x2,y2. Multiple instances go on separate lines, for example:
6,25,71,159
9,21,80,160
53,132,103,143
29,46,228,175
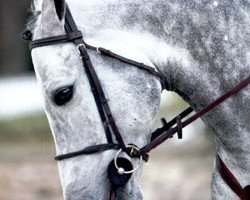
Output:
77,43,86,50
96,47,101,54
114,145,142,175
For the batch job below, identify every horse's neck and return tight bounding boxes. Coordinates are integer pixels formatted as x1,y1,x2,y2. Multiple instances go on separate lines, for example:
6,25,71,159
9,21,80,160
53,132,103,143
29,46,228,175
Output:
71,0,250,180
70,0,249,81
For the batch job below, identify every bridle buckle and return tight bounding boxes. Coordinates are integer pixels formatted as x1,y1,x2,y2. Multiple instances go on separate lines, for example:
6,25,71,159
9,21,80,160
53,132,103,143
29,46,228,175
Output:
77,43,86,50
126,144,149,162
126,145,141,158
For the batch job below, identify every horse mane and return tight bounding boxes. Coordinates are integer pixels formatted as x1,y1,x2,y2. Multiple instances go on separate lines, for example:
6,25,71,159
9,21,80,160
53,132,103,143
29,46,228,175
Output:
23,0,41,36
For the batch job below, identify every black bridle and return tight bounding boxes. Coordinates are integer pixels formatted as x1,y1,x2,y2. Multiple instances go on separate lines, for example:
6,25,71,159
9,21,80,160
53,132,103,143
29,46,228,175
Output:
27,5,250,200
30,6,167,161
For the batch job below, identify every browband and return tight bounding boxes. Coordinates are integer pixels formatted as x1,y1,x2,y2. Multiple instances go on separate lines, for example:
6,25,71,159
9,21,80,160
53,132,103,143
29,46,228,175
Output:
29,31,83,50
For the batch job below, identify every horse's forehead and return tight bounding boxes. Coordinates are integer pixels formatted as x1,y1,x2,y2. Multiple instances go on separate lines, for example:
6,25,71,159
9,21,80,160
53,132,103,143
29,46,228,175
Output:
31,45,78,75
32,44,80,85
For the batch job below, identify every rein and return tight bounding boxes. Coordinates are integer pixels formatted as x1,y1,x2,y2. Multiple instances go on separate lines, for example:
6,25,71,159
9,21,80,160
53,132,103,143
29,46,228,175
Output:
27,5,250,200
141,75,250,155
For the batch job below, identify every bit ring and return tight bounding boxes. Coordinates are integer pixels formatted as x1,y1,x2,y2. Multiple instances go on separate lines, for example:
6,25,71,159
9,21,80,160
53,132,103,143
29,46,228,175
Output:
114,145,142,175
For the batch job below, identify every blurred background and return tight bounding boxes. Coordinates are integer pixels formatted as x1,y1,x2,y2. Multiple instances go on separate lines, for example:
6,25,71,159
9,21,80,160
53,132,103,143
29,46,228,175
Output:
0,1,215,200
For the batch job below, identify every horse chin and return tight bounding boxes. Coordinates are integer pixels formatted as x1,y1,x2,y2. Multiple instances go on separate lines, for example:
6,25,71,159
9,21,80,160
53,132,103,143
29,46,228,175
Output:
63,185,143,200
61,170,110,200
63,182,110,200
62,176,143,200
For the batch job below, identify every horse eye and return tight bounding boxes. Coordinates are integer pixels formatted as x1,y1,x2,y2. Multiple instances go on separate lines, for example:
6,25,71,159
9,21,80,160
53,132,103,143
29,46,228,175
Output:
53,86,74,106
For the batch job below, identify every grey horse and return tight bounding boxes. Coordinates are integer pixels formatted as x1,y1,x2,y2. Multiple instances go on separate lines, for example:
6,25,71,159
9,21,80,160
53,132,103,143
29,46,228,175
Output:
26,0,250,199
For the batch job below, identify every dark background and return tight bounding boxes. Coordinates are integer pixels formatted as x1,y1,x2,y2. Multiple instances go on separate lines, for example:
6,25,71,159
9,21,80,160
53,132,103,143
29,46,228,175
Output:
0,0,32,76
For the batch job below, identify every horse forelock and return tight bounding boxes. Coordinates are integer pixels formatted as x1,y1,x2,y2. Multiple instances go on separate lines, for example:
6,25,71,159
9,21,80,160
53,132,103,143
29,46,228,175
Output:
24,0,42,35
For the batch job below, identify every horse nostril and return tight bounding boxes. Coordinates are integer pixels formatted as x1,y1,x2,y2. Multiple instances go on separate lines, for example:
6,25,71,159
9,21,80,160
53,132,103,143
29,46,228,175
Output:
53,85,74,106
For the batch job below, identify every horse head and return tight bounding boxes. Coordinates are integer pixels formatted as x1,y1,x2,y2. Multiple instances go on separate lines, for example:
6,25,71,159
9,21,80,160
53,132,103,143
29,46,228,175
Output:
30,0,161,199
27,0,250,199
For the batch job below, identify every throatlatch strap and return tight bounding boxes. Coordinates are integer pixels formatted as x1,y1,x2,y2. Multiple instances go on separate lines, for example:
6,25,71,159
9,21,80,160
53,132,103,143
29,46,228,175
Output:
96,47,168,90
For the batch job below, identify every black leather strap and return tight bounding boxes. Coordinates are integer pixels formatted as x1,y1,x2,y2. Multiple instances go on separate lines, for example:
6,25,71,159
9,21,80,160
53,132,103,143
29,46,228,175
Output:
97,47,168,90
77,45,127,149
150,106,193,141
30,5,169,154
29,31,83,49
55,144,120,161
